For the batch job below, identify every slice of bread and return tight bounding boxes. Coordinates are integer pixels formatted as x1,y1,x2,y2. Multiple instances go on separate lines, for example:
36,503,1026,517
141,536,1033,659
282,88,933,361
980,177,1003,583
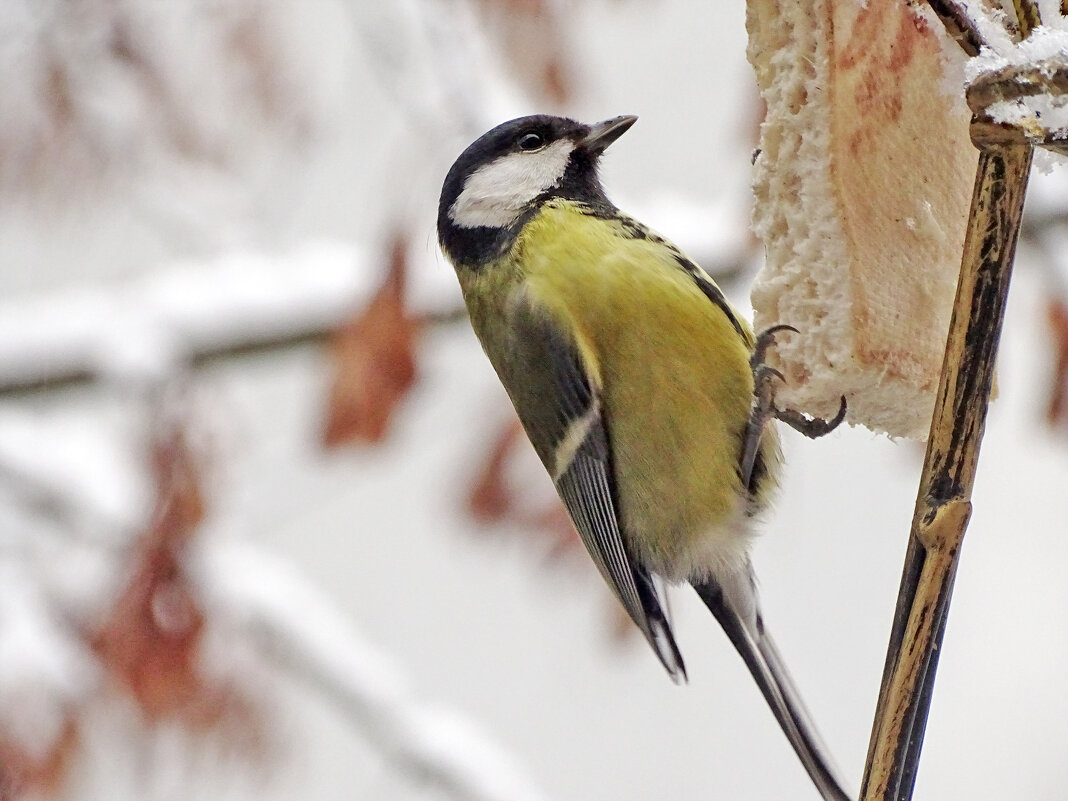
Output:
747,0,979,439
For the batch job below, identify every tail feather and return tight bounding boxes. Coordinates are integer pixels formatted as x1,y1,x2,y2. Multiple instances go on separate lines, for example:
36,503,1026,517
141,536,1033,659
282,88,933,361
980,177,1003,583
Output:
634,569,687,682
694,569,854,801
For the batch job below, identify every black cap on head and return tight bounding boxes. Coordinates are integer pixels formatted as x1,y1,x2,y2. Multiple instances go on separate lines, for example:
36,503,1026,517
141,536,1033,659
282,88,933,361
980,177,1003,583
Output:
437,114,636,266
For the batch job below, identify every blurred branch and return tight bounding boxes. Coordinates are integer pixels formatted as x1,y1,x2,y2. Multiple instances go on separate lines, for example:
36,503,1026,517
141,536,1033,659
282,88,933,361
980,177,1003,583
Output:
966,59,1068,111
968,58,1068,155
0,193,743,401
198,541,554,801
0,244,365,396
0,456,126,541
0,386,551,801
0,243,462,400
860,4,1044,800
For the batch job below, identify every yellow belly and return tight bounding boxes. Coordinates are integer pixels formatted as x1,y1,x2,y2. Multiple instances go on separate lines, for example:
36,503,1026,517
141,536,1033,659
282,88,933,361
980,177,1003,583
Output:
518,202,781,581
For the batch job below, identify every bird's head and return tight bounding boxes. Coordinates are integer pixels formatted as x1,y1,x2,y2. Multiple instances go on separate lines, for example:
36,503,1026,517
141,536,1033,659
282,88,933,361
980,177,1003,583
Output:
437,114,636,266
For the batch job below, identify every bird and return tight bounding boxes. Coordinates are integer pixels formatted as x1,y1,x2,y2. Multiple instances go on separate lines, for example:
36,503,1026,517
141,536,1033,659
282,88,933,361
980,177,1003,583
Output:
437,114,850,800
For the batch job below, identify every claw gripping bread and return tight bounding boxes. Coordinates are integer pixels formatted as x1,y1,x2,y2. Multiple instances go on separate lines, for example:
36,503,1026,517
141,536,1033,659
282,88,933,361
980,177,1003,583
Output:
747,0,979,439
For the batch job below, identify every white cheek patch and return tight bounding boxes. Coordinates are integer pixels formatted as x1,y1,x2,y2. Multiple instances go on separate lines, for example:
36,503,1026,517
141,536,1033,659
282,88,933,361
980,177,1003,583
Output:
449,140,573,229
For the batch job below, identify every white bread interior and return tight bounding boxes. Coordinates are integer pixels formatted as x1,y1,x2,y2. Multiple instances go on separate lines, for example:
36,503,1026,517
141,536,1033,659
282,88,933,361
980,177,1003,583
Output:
747,0,979,439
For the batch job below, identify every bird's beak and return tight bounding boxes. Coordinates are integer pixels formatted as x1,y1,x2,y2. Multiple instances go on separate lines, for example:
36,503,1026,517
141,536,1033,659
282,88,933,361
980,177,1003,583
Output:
579,115,637,155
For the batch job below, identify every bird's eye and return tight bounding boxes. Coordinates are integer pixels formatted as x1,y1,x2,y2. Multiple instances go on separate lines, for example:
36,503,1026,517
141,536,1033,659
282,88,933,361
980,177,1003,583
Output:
517,132,545,151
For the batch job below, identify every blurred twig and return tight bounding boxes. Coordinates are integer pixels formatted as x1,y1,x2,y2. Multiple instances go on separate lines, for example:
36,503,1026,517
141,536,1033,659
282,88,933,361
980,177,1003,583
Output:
860,3,1046,800
199,541,553,801
968,57,1068,155
0,244,467,400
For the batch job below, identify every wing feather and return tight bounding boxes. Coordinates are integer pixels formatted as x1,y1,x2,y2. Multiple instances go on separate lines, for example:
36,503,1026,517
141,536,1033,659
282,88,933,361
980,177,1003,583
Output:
501,295,686,680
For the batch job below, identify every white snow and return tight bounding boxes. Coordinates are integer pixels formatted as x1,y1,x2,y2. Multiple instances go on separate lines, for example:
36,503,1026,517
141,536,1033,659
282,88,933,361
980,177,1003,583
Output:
965,21,1068,78
0,572,98,762
195,539,551,801
0,242,367,389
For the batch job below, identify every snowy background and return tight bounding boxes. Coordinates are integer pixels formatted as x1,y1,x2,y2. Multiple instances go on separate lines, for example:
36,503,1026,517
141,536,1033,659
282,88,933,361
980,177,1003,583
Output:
1,2,1067,800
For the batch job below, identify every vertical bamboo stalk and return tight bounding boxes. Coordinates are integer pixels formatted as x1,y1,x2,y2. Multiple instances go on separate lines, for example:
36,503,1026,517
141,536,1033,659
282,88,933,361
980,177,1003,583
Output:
1013,0,1042,34
859,143,1034,801
859,3,1043,795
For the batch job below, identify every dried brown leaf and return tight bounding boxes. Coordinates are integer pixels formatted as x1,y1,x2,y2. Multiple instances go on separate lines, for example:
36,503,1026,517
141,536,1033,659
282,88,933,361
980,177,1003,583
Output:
91,419,252,734
0,721,77,800
91,422,205,718
467,419,526,523
322,235,419,447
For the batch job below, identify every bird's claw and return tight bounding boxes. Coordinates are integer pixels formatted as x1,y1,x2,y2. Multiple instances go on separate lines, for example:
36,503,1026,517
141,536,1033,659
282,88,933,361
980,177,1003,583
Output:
741,326,847,489
775,395,848,440
750,324,798,371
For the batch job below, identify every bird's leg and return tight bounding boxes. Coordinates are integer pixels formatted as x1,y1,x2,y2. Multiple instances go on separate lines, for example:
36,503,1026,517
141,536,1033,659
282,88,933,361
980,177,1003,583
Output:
741,326,848,488
740,364,781,488
740,325,795,488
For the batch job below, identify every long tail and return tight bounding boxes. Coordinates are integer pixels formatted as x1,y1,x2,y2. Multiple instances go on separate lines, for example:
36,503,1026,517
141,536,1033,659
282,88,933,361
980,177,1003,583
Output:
693,566,854,801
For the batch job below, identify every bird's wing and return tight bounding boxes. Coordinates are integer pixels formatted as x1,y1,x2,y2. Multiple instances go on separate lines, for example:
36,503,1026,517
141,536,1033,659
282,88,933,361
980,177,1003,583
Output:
693,567,854,801
501,293,686,681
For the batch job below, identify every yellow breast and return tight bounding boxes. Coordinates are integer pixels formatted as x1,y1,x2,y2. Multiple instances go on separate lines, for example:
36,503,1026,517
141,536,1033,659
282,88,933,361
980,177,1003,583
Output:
518,201,780,580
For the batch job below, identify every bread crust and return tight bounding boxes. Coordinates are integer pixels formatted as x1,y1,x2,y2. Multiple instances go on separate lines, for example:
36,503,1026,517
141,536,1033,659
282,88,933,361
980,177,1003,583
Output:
748,0,978,439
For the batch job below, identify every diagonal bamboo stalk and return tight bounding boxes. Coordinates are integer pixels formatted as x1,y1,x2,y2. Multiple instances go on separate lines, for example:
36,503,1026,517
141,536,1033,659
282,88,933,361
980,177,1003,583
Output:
860,3,1042,799
923,0,982,55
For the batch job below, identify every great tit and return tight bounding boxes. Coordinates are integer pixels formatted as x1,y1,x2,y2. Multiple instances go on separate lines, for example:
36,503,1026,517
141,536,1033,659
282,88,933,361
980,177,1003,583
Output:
438,114,849,801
